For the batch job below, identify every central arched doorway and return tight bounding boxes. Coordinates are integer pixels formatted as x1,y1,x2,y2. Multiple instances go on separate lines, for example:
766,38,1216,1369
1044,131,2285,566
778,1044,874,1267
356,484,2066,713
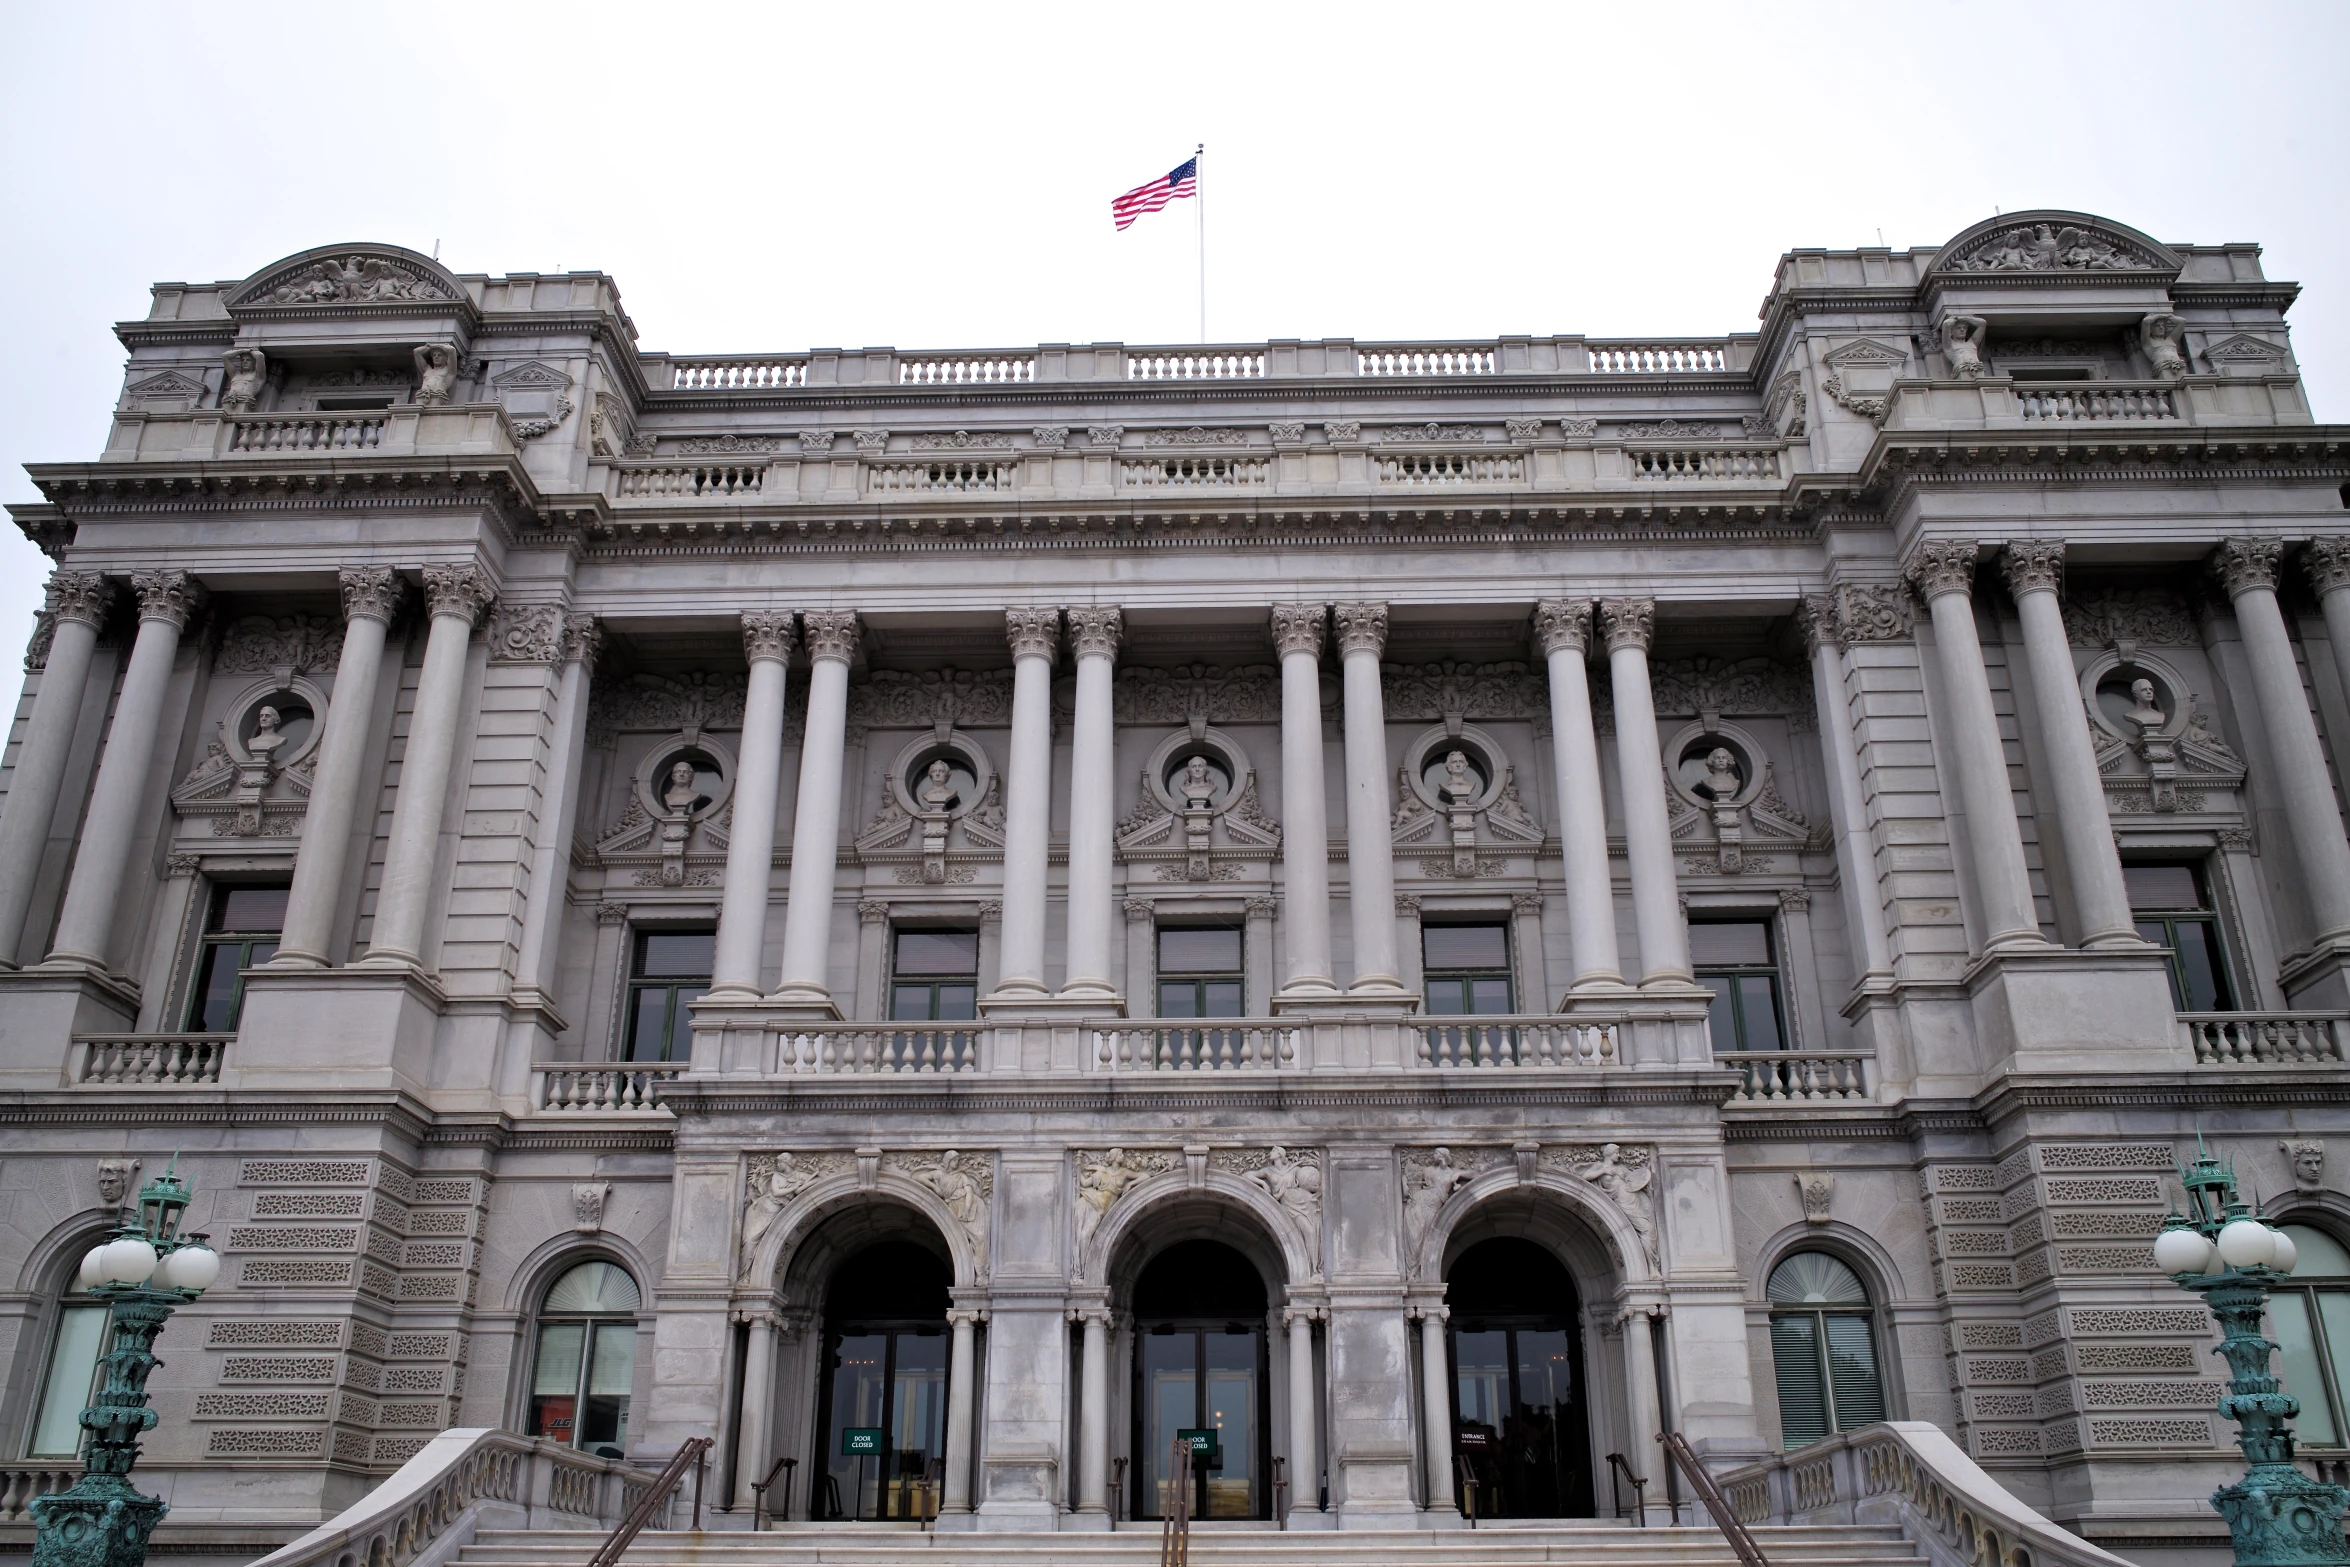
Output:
1131,1240,1272,1521
1446,1237,1594,1518
812,1240,950,1520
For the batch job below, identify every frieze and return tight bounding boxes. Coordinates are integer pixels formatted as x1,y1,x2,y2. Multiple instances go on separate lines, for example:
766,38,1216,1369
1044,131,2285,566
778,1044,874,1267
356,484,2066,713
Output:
1144,427,1249,447
238,251,457,306
2063,588,2199,649
216,616,343,677
677,434,784,455
586,671,750,747
1377,422,1487,445
486,604,564,664
1113,664,1286,726
1647,655,1817,731
1615,420,1722,441
1943,221,2161,273
913,430,1016,450
1380,661,1548,724
849,668,1016,734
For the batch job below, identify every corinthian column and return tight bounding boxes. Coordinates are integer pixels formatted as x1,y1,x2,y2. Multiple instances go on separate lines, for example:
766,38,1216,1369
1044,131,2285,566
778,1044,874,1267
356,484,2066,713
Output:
45,571,203,973
1271,604,1336,999
988,609,1060,1003
2001,543,2139,947
274,567,403,968
709,613,795,998
1413,1304,1455,1514
1534,600,1624,990
361,562,495,968
1795,595,1893,980
772,611,859,1012
1333,603,1405,997
1906,542,2045,953
2216,540,2350,944
1599,598,1689,985
1060,608,1123,1004
512,614,603,999
0,571,112,967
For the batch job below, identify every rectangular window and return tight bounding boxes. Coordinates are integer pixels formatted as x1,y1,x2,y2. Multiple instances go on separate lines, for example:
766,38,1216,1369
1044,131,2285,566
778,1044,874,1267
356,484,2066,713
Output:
184,882,290,1031
890,930,979,1022
624,930,714,1062
1158,926,1244,1019
28,1302,108,1458
1423,924,1513,1015
2126,861,2235,1012
1691,919,1786,1053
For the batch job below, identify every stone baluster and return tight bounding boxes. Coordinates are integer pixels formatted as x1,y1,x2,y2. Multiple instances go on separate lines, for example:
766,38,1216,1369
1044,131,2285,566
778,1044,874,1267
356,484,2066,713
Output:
512,614,603,1001
0,571,112,967
2215,540,2350,944
772,611,860,1011
941,1306,985,1515
1535,599,1626,990
1075,1307,1111,1515
1795,595,1894,980
988,610,1060,1003
709,613,795,998
1334,603,1406,997
2001,543,2140,947
45,571,204,973
1271,604,1336,1000
273,567,404,968
1599,598,1690,984
1284,1307,1320,1517
360,564,495,968
1905,542,2046,954
1412,1303,1455,1514
1061,608,1123,1004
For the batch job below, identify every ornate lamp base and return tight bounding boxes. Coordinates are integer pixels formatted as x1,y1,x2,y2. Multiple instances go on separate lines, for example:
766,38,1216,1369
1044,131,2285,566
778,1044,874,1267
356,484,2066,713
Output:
30,1476,167,1567
2213,1465,2350,1567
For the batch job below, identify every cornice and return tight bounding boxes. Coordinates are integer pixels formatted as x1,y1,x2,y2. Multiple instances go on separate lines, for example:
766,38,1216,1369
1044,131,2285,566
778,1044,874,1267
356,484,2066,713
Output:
26,457,551,546
1860,430,2350,500
113,321,239,353
1972,1070,2350,1125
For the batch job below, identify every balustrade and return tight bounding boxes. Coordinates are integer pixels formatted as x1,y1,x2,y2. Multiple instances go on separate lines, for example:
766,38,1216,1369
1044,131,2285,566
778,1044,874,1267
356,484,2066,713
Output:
1094,1025,1298,1072
228,414,385,452
1587,342,1729,373
1119,456,1268,488
529,1065,682,1113
72,1033,229,1085
1628,445,1781,481
1127,350,1264,380
1358,346,1496,376
671,358,807,390
1721,1050,1872,1103
0,1465,78,1522
2181,1012,2350,1065
1375,451,1526,486
778,1028,985,1074
612,463,765,500
867,460,1014,494
1414,1018,1617,1068
2016,382,2179,421
898,355,1033,385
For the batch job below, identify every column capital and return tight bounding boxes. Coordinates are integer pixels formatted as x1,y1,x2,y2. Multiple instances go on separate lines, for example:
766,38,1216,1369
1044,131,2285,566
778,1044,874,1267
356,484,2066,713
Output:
1999,540,2066,599
1065,606,1124,661
1332,601,1389,658
1532,599,1593,657
43,570,113,631
977,899,1003,923
129,569,204,630
337,565,404,626
946,1307,990,1327
802,610,861,665
2211,537,2284,599
1394,893,1422,915
1005,607,1060,661
1281,1305,1327,1327
1407,1303,1451,1324
1270,603,1326,659
1511,891,1544,915
420,562,495,627
1794,594,1841,657
1245,896,1278,920
741,611,796,665
1124,898,1155,922
561,611,603,665
1904,540,1981,602
858,899,891,925
2305,539,2350,599
1597,596,1655,653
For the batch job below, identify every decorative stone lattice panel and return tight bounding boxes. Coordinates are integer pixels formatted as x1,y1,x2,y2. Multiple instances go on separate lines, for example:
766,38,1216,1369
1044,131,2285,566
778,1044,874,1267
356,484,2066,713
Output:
2080,1380,2227,1408
207,1320,344,1348
2044,1178,2165,1203
222,1356,336,1381
208,1428,328,1457
242,1259,355,1287
194,1393,331,1419
1959,1323,2023,1349
255,1192,367,1217
2079,1343,2199,1371
228,1227,360,1252
1939,1199,2002,1222
1967,1357,2034,1383
2089,1418,2215,1445
239,1160,372,1184
1973,1393,2036,1418
2070,1307,2208,1335
1973,1428,2042,1456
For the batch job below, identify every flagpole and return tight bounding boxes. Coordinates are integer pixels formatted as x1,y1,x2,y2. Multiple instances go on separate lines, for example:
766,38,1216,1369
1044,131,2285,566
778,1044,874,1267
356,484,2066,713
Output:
1196,142,1206,345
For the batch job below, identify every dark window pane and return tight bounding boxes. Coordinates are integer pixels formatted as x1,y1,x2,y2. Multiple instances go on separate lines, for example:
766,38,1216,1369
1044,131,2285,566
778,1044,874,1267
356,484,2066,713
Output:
626,989,672,1060
1738,976,1784,1050
2135,919,2170,947
1159,981,1202,1019
1822,1313,1885,1431
1424,925,1507,971
191,946,241,1031
892,985,936,1021
636,931,715,978
895,930,979,975
1425,980,1468,1016
213,885,290,934
1200,980,1245,1018
933,984,977,1021
1160,927,1242,973
1690,921,1770,967
1770,1315,1829,1449
1468,977,1513,1015
1706,987,1737,1054
2177,922,2230,1012
2125,864,2205,912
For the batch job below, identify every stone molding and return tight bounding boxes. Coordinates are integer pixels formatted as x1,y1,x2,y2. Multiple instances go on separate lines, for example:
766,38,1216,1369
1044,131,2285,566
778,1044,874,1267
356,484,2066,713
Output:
1833,584,1916,644
487,604,564,664
1794,595,1840,657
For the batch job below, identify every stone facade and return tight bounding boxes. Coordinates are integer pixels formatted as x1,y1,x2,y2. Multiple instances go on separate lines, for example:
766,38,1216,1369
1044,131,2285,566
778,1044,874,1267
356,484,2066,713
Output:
0,212,2344,1560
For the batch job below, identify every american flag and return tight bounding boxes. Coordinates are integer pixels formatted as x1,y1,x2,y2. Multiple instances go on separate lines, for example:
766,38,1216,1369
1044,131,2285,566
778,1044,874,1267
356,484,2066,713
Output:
1111,156,1199,231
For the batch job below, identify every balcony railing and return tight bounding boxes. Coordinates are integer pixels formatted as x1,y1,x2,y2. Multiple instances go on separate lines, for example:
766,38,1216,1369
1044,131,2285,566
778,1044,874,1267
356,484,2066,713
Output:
1415,1018,1618,1069
529,1064,684,1112
1628,445,1781,481
2181,1011,2350,1065
611,462,765,500
1720,1049,1872,1103
2016,382,2179,422
1128,350,1265,381
671,357,808,390
1096,1025,1299,1072
71,1033,231,1086
1121,456,1270,488
778,1028,986,1074
1587,342,1730,374
1375,452,1528,486
899,354,1033,385
1359,346,1496,377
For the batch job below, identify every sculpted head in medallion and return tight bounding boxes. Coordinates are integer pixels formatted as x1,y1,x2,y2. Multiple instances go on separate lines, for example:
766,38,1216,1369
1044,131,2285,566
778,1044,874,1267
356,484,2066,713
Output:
663,759,700,811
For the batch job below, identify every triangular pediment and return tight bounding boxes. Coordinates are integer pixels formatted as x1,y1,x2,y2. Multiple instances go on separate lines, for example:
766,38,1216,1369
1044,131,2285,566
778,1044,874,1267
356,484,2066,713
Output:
1822,338,1910,369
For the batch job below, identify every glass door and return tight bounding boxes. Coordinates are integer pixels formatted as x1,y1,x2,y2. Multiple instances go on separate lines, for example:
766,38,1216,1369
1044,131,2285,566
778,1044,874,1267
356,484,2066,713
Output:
1135,1323,1266,1519
815,1326,948,1519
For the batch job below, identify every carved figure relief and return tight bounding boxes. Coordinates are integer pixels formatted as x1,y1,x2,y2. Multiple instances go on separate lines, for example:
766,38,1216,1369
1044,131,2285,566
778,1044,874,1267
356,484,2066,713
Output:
1943,222,2157,273
738,1152,852,1281
1236,1147,1322,1241
597,735,735,887
173,679,327,838
1072,1148,1178,1279
1570,1143,1658,1267
1796,1171,1835,1224
247,252,456,304
215,615,343,677
1118,728,1280,880
2283,1140,2327,1195
490,361,576,441
856,729,1000,880
885,1150,993,1278
1392,727,1540,876
572,1183,611,1234
221,349,268,412
1939,315,1990,378
1401,1147,1493,1251
96,1158,142,1209
1662,722,1809,874
412,344,459,405
1818,341,1907,423
2082,657,2244,816
2139,314,2189,380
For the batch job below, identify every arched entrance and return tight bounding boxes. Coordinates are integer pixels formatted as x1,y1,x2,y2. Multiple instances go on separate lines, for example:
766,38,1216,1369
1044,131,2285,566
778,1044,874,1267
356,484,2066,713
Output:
811,1240,950,1520
1131,1240,1272,1521
1446,1237,1594,1518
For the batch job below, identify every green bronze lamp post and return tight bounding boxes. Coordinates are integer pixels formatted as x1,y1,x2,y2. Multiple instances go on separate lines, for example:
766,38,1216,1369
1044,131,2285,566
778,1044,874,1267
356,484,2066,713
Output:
31,1161,220,1567
2156,1145,2349,1567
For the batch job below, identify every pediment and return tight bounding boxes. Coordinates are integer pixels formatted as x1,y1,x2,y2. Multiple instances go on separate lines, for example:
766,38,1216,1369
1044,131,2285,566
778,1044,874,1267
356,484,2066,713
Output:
1821,338,1910,369
492,360,573,390
227,243,471,312
1928,211,2180,278
125,370,208,402
2205,333,2287,364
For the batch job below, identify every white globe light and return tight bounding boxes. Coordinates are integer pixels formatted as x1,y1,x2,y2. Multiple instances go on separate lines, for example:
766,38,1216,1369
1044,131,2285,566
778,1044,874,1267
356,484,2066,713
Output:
97,1237,157,1286
2153,1226,2216,1275
154,1243,219,1293
2218,1218,2277,1271
76,1245,108,1290
2269,1228,2299,1275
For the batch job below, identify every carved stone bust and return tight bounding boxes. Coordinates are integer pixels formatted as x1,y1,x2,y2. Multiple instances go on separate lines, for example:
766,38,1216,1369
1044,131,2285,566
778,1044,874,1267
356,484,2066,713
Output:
247,705,287,761
1179,754,1218,808
1699,746,1741,801
1440,750,1477,806
920,759,956,812
2124,677,2166,732
662,759,700,813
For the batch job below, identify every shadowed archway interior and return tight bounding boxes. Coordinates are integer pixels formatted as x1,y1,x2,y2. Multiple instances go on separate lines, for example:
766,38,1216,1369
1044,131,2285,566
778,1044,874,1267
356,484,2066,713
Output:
1130,1239,1273,1521
1446,1237,1594,1518
811,1239,951,1521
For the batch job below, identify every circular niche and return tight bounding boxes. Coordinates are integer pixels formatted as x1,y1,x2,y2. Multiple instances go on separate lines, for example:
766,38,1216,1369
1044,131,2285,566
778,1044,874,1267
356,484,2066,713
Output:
1399,726,1509,814
1662,721,1769,811
883,731,996,821
637,733,738,822
2078,650,2192,742
1142,729,1252,814
220,676,330,769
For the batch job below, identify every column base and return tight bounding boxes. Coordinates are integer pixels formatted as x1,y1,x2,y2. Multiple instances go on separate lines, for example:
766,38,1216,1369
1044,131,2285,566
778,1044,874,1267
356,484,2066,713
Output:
761,983,844,1022
2281,940,2350,1009
235,964,448,1093
976,982,1053,1015
1963,943,2184,1071
0,965,138,1084
1053,981,1127,1017
1269,981,1342,1016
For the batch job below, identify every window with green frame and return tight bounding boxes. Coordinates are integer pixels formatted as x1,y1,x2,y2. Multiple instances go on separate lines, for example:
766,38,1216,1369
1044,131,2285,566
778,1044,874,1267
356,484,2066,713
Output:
623,931,713,1062
2125,862,2235,1012
1692,919,1786,1053
1157,926,1243,1018
184,883,289,1031
1766,1253,1886,1449
2266,1225,2350,1447
1423,924,1513,1014
890,930,979,1021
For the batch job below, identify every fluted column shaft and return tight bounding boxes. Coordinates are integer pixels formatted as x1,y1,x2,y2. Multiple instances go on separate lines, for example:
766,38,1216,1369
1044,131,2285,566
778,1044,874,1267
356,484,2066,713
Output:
736,1315,777,1509
1285,1310,1319,1516
0,572,111,966
774,613,859,1006
1414,1305,1454,1513
2002,545,2139,947
1797,596,1894,980
2305,540,2350,792
711,615,795,998
1061,609,1123,1001
942,1308,982,1514
1272,605,1335,996
1077,1309,1110,1513
47,572,202,971
1334,604,1403,994
992,610,1059,999
363,564,494,968
1600,599,1689,984
275,568,402,967
1907,544,2043,953
514,615,603,995
1536,600,1625,989
2217,541,2350,942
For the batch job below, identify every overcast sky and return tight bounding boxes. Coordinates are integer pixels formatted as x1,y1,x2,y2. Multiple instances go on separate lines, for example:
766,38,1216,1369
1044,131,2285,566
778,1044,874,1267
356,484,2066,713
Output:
4,0,2345,718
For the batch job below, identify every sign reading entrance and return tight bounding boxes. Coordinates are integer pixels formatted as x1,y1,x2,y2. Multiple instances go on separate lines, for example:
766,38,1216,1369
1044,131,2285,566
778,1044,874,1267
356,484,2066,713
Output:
840,1427,884,1456
1176,1427,1220,1458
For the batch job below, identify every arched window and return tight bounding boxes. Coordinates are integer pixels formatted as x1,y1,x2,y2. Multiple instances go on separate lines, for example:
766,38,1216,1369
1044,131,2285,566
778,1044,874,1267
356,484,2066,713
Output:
2267,1225,2350,1447
27,1278,109,1458
1767,1253,1885,1449
528,1261,641,1453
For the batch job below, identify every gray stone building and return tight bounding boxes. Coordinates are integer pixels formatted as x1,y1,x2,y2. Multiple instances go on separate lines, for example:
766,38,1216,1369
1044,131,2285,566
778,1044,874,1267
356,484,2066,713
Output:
1,210,2346,1562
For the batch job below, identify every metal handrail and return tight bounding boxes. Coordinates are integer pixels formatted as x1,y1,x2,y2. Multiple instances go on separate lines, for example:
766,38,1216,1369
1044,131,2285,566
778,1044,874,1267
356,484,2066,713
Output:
1607,1450,1649,1525
1455,1454,1482,1528
586,1437,710,1567
1660,1431,1769,1567
1272,1453,1287,1529
747,1454,794,1531
1109,1455,1126,1525
1159,1438,1191,1567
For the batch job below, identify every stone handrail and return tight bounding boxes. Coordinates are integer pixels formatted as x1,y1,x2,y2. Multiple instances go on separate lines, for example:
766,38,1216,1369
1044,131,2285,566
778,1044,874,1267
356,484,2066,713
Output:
2180,1012,2350,1064
102,403,518,462
1884,374,2312,432
1416,1017,1618,1068
669,357,808,390
0,1464,77,1523
245,1429,660,1567
1128,350,1265,381
777,1027,987,1075
1721,1049,1874,1103
1095,1024,1300,1072
1716,1422,2139,1567
70,1034,231,1086
529,1064,684,1113
1588,342,1731,373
